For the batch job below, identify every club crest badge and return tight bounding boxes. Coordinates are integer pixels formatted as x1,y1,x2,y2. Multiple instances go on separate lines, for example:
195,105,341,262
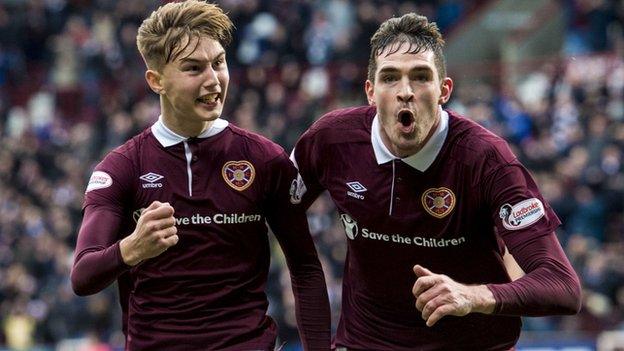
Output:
222,160,255,191
421,187,456,218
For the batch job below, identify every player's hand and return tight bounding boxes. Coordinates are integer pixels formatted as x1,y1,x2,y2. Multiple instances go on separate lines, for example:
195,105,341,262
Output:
412,265,495,327
120,201,178,266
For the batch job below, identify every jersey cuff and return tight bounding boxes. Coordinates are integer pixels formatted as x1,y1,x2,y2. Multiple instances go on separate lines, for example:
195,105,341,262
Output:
113,240,133,270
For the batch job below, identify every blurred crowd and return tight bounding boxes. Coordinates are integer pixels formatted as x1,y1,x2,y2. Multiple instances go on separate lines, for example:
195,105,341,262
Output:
0,0,623,350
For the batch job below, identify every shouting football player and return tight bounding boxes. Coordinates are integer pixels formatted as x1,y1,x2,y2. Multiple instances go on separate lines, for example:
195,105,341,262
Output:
291,12,580,350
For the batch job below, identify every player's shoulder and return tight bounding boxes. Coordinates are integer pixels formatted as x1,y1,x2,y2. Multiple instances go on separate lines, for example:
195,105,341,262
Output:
96,127,156,172
87,128,153,193
309,105,375,132
446,109,517,166
226,123,286,160
302,105,375,141
107,128,152,161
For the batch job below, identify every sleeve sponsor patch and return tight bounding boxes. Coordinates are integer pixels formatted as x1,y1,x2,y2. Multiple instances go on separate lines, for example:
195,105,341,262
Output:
499,198,545,230
86,171,113,193
289,173,307,204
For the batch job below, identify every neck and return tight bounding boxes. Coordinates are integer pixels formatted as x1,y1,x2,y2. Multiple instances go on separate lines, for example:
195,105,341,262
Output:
162,115,213,138
418,116,440,152
160,103,213,138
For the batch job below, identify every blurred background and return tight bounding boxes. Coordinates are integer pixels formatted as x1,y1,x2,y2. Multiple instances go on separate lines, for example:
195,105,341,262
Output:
0,0,623,350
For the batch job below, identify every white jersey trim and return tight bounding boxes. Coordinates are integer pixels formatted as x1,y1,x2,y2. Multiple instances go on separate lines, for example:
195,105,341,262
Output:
371,107,449,172
151,115,228,147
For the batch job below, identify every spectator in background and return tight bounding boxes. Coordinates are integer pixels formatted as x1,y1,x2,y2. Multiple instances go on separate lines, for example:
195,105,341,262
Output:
70,1,329,350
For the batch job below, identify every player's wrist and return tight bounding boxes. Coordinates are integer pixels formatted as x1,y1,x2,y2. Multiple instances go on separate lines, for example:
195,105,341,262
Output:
120,235,142,266
470,285,496,314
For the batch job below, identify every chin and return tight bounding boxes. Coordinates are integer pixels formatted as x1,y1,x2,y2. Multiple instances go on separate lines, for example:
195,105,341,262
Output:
198,110,222,121
393,133,417,145
394,138,421,152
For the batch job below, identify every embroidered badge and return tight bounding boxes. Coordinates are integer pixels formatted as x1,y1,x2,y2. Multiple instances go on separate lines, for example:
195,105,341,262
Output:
222,160,255,191
421,187,456,218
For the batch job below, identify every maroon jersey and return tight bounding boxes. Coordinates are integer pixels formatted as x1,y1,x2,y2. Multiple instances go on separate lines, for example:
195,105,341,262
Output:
292,106,580,350
71,118,330,351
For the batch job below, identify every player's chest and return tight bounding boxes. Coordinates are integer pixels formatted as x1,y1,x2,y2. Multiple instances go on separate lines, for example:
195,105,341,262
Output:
132,150,264,219
325,157,482,237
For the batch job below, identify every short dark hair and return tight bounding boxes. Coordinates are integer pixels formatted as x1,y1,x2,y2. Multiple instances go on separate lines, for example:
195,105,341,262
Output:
368,13,446,82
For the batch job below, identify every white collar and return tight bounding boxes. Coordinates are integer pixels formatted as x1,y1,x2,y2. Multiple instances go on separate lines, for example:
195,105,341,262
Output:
371,107,449,171
151,115,229,147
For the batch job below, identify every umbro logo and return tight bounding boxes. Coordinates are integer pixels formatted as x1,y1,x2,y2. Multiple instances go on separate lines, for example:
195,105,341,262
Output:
140,172,164,188
346,181,366,200
140,172,163,183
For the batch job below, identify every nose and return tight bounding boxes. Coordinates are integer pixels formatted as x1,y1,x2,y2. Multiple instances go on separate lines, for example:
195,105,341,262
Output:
397,78,414,103
203,66,219,89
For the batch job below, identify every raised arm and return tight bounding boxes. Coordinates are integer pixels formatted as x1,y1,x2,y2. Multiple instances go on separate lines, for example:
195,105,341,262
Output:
72,200,180,295
486,164,581,315
487,231,581,315
411,164,581,326
71,152,178,296
71,154,135,295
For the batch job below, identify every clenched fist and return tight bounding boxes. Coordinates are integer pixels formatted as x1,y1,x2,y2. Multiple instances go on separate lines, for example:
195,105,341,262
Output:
120,201,179,266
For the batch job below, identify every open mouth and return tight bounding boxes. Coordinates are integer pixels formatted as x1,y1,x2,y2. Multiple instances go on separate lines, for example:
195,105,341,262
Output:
398,109,415,133
196,93,221,105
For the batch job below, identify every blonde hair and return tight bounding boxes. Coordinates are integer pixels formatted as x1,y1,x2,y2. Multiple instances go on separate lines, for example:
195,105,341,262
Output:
137,0,233,71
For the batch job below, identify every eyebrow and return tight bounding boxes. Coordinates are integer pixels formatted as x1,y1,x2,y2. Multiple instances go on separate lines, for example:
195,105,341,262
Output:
378,65,432,74
179,51,226,64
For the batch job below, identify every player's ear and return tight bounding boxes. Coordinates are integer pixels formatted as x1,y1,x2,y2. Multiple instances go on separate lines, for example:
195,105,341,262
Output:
145,69,165,95
438,77,453,105
365,80,375,106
